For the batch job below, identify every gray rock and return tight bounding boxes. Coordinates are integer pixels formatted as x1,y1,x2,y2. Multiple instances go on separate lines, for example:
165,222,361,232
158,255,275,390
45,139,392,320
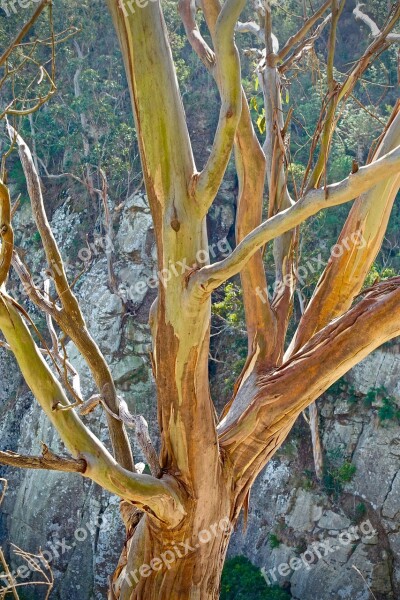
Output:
285,490,323,532
317,510,351,531
348,349,400,401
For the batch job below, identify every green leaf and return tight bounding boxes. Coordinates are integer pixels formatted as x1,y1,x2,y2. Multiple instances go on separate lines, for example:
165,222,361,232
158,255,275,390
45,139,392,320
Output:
250,96,258,112
257,114,266,134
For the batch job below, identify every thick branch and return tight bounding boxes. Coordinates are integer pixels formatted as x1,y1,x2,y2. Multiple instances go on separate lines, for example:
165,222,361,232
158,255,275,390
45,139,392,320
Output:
9,127,134,472
354,3,400,42
258,49,296,361
0,446,86,474
0,182,13,287
107,0,195,219
0,293,186,527
193,144,400,293
195,0,246,213
234,94,278,364
187,0,277,362
288,106,400,355
184,0,277,365
218,277,400,484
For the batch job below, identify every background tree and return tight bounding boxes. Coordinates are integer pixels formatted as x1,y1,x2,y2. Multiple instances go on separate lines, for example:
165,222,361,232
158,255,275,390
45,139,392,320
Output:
0,1,400,599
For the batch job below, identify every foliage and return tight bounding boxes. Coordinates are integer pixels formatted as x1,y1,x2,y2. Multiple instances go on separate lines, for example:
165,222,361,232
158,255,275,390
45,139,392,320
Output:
363,386,400,424
354,502,367,521
221,556,291,600
323,452,356,497
211,284,248,398
212,283,246,328
268,533,281,549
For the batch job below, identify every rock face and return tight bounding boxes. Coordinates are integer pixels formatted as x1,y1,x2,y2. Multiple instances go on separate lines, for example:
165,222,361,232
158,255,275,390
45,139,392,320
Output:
0,193,157,599
229,356,400,600
1,190,400,599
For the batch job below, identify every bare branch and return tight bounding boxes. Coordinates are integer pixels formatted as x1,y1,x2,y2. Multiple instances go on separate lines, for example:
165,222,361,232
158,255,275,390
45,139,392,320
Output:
11,251,54,313
235,17,279,59
191,0,277,364
0,445,86,474
236,21,268,44
106,0,196,219
195,0,246,213
279,13,332,73
218,277,400,483
233,93,278,365
119,409,162,479
193,144,400,293
0,182,14,287
8,127,134,472
354,3,400,42
0,292,186,527
178,0,216,68
84,396,162,478
277,0,331,61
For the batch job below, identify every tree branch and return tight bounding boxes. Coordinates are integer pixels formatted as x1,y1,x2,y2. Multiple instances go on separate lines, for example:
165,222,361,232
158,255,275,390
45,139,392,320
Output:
0,292,186,527
8,127,134,472
279,13,332,73
354,3,400,42
258,39,296,361
185,0,278,368
0,445,86,474
192,144,400,293
195,0,246,213
277,0,331,62
82,395,162,478
236,21,263,42
178,0,216,69
218,277,400,486
107,0,195,219
288,105,400,356
0,182,14,287
233,93,278,366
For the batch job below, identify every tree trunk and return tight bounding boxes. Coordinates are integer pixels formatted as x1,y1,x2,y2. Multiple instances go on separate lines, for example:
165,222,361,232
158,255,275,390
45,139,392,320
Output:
112,481,235,600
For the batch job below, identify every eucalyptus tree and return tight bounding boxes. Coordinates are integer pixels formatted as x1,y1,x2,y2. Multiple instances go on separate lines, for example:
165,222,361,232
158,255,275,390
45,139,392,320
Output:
0,1,400,599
